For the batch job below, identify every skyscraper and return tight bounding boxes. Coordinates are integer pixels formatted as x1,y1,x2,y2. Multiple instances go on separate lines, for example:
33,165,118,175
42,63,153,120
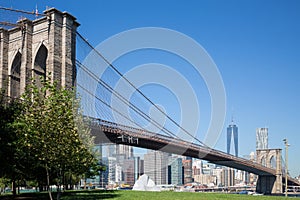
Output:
106,144,133,159
168,157,183,185
144,150,169,185
106,157,116,185
134,157,144,182
117,144,133,159
256,128,268,150
123,158,135,186
182,157,193,184
227,121,238,157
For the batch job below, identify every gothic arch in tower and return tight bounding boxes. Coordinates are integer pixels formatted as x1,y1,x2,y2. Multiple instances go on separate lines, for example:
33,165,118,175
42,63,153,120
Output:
261,156,266,167
33,43,48,87
270,155,276,169
10,51,22,98
256,149,281,169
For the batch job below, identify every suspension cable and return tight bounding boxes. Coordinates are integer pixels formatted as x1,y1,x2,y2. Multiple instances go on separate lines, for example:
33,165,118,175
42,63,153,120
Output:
76,60,180,139
76,31,207,147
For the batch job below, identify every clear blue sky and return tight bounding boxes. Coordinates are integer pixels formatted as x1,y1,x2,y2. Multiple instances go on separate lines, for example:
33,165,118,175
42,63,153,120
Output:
2,0,300,177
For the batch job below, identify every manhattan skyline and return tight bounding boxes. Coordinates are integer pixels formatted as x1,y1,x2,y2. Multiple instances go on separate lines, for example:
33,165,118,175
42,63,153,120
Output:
2,0,299,177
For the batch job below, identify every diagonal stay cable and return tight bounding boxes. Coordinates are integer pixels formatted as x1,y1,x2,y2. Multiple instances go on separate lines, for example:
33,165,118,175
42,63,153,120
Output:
77,82,168,141
76,31,207,147
76,60,180,139
77,83,145,130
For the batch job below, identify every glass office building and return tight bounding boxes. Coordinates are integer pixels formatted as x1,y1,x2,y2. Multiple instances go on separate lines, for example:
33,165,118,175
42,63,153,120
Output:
227,121,238,157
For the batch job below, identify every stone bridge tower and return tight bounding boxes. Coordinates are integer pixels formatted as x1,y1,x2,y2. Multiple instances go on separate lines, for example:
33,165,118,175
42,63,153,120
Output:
256,149,282,194
0,8,79,98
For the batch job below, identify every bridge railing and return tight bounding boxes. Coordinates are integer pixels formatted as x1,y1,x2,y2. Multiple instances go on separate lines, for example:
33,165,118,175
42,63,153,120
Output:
87,116,187,144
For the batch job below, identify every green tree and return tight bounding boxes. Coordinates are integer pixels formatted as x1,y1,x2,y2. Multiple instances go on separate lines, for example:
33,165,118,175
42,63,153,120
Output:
13,78,97,200
0,91,23,196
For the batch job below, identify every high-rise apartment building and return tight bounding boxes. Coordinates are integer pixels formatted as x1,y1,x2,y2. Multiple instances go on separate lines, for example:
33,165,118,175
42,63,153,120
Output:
221,167,235,187
168,157,183,185
182,157,193,184
106,144,116,157
256,128,268,150
115,164,122,183
123,158,135,186
192,160,203,176
117,144,133,159
227,121,238,157
144,150,169,185
212,167,223,187
134,157,144,182
107,144,133,159
104,157,116,185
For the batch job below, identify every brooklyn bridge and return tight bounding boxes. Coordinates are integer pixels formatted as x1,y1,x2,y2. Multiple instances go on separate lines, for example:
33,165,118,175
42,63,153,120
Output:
0,7,299,195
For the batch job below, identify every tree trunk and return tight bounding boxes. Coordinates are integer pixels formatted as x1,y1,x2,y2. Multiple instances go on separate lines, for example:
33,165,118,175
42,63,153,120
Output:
38,183,43,192
56,185,61,200
56,169,63,200
12,180,16,196
46,166,53,200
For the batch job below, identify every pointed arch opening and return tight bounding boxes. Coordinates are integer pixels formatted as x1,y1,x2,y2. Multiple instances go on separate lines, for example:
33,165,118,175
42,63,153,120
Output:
270,156,276,169
261,156,266,167
34,44,48,87
10,52,21,98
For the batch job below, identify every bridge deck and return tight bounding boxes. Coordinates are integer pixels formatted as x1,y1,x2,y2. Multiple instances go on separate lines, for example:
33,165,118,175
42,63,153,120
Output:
89,117,299,186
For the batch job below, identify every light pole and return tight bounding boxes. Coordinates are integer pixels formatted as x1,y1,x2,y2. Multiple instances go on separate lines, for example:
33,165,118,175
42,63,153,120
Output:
283,139,289,197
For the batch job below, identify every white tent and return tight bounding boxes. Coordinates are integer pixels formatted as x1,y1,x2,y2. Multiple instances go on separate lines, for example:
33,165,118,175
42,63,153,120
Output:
132,174,161,191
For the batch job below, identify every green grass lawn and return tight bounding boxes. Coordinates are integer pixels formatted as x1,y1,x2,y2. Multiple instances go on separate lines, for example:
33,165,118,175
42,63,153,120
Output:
74,190,287,200
0,190,293,200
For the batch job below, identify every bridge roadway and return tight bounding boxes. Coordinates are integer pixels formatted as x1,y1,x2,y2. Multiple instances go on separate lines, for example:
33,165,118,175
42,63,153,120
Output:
88,117,300,186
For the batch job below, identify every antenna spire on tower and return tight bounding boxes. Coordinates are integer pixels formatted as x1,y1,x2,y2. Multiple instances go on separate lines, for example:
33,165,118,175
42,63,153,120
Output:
35,4,38,17
231,114,234,125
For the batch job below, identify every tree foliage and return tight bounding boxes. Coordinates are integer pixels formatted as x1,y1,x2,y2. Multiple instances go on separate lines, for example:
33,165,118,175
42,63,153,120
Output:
0,92,22,183
11,78,97,198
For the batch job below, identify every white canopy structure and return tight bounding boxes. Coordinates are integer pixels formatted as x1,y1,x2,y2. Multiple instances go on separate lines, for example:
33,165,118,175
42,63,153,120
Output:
132,174,161,191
